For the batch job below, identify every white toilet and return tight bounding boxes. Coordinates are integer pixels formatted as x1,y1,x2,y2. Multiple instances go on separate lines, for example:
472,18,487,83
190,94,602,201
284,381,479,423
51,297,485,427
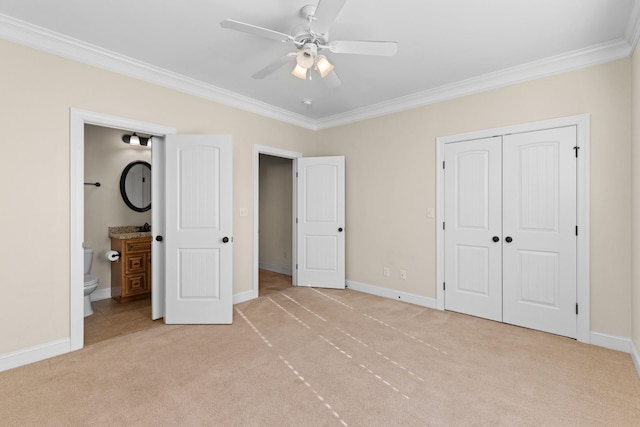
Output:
84,248,99,317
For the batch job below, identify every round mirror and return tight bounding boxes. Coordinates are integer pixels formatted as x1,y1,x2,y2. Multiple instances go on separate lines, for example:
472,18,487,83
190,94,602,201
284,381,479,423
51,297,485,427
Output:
120,161,151,212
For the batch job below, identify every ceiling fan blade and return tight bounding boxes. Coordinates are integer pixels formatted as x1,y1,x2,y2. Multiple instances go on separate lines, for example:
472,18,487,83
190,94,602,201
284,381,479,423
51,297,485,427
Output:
251,54,294,79
220,19,294,43
323,69,342,88
329,40,398,56
311,0,347,35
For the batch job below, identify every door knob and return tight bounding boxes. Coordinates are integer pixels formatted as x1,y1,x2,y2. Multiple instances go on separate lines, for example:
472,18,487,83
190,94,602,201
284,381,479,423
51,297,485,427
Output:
338,227,343,232
492,236,500,242
505,236,513,243
222,236,230,243
155,236,163,242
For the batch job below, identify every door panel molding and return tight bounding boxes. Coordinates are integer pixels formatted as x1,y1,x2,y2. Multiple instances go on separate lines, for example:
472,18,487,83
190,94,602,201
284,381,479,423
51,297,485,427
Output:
436,114,590,343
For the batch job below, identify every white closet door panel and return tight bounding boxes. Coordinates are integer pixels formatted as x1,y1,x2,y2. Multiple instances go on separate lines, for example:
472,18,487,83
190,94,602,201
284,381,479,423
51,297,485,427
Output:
502,127,577,338
444,137,502,321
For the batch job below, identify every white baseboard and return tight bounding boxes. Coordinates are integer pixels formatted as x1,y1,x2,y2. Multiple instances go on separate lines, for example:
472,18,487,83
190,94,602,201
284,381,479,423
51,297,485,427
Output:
259,263,292,276
631,341,640,377
233,290,256,305
90,288,111,301
589,333,640,378
589,331,632,353
346,280,437,309
0,338,70,373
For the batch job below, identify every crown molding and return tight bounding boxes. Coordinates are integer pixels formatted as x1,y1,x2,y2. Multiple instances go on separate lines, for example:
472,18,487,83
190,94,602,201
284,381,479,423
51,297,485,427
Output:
1,12,638,131
0,14,317,130
625,0,640,55
314,38,632,129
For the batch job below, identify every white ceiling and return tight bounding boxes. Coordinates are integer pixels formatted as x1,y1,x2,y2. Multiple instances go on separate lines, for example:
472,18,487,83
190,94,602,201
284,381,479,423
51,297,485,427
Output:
0,0,638,129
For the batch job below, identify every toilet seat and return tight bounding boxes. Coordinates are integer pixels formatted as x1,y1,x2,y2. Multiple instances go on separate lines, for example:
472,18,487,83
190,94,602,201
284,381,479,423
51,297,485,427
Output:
84,274,99,287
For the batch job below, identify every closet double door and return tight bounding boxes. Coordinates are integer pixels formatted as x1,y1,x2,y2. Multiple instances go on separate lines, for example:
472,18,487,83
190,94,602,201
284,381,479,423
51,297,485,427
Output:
443,126,577,338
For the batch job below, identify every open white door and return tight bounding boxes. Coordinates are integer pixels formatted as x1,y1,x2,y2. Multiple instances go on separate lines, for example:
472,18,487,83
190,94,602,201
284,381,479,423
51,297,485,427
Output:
164,134,233,324
151,136,165,320
296,156,345,289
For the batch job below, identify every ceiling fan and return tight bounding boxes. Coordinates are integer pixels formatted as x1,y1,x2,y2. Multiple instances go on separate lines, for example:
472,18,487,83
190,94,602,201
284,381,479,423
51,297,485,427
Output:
220,0,398,88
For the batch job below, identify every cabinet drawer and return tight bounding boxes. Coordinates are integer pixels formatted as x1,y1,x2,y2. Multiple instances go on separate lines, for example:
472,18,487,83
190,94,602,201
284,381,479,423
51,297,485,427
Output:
124,274,149,296
125,253,148,274
126,239,151,253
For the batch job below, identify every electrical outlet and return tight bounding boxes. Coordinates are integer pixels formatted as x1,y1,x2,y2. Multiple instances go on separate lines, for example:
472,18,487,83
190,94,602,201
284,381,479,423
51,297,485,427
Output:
383,267,390,277
400,269,407,280
427,207,435,218
239,208,248,217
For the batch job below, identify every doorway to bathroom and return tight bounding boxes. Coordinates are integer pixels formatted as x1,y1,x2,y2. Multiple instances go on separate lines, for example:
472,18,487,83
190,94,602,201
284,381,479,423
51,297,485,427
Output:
83,124,158,345
71,109,176,351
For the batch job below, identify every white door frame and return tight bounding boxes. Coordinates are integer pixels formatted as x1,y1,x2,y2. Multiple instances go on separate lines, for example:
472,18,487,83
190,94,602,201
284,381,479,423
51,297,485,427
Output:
435,114,590,343
252,145,302,300
70,108,176,350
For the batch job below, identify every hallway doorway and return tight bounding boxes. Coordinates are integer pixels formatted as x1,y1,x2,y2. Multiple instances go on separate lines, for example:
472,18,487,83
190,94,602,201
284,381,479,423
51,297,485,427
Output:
258,153,294,295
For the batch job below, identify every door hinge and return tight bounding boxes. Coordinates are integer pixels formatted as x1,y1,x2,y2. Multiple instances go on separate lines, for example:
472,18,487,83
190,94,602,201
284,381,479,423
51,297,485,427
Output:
573,146,580,158
296,264,298,270
443,222,445,230
575,225,578,236
442,161,445,169
443,282,446,291
576,303,579,315
296,218,298,224
296,172,299,178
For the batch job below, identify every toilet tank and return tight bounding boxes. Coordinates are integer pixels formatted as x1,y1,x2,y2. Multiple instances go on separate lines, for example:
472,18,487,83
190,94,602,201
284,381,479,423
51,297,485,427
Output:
84,248,94,275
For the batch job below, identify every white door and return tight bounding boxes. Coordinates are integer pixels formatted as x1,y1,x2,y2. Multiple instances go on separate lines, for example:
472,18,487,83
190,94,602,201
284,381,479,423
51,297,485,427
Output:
502,127,577,338
443,127,577,338
444,137,503,321
164,134,233,324
151,136,165,320
297,156,345,289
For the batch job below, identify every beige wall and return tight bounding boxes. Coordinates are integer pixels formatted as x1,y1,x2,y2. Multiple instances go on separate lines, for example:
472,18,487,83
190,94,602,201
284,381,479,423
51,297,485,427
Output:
316,59,632,338
258,154,293,272
0,39,315,354
84,125,152,293
0,35,636,358
632,46,640,356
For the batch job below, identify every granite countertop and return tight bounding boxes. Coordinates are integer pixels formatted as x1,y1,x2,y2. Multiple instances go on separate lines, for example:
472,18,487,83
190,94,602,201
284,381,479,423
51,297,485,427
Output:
109,226,152,240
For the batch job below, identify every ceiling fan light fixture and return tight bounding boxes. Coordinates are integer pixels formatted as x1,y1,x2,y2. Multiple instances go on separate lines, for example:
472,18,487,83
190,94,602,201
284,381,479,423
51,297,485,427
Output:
316,55,334,78
292,64,308,80
296,50,315,69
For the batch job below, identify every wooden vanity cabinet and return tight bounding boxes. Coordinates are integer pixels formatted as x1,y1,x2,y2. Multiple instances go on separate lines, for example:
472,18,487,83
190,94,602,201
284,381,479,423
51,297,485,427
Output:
110,236,151,303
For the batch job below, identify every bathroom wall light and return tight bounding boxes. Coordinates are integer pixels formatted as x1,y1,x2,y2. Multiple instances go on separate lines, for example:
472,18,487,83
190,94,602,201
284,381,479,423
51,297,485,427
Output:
122,133,151,147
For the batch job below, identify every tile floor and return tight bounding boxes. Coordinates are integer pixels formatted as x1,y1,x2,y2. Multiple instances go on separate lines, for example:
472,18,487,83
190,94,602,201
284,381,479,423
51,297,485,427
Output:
84,297,162,346
258,268,293,296
84,269,292,346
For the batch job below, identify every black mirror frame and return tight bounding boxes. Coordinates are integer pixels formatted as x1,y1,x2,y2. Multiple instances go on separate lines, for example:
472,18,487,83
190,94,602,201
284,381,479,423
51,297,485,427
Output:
120,160,151,212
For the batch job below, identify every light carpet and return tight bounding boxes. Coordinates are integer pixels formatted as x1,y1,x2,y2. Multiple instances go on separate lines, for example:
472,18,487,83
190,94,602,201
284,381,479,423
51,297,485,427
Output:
1,287,639,426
